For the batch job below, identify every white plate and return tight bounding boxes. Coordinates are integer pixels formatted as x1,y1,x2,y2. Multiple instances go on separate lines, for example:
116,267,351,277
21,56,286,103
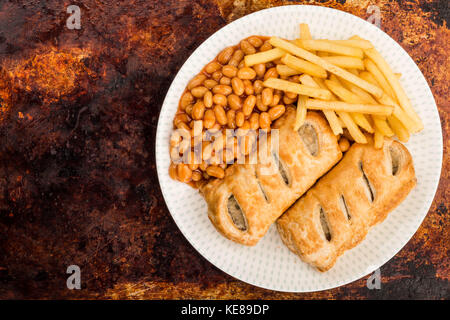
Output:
155,5,442,292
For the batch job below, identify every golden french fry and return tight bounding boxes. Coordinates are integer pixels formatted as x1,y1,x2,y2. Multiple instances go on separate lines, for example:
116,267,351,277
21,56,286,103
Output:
322,56,364,70
364,47,423,132
299,74,343,135
244,48,286,67
300,23,313,39
305,99,393,116
339,79,394,137
359,72,417,133
269,37,383,98
374,129,384,149
324,78,374,133
281,53,327,78
294,95,308,131
276,64,300,76
314,77,366,143
388,115,410,142
364,58,397,100
323,39,374,50
317,51,329,57
263,78,332,100
297,39,364,58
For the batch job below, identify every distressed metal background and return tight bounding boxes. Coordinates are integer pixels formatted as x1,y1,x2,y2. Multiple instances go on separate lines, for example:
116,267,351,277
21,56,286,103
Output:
0,0,448,299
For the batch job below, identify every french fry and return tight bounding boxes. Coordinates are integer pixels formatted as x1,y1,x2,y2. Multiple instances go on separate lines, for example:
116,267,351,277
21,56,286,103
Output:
317,51,329,57
244,48,286,67
322,56,364,70
295,95,308,131
299,23,316,54
314,77,366,143
300,23,313,40
269,37,384,98
364,47,423,132
299,74,343,135
305,99,393,116
395,73,402,79
374,129,384,149
263,78,332,100
324,78,374,133
276,64,301,77
388,115,410,142
281,53,327,78
363,58,397,101
297,39,364,58
338,77,394,137
323,39,374,50
360,71,417,133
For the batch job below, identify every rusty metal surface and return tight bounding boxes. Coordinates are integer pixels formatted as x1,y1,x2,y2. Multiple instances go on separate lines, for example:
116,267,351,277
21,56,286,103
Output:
0,0,448,299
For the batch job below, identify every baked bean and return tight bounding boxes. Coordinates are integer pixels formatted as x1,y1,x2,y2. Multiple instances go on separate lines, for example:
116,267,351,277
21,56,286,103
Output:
285,91,297,100
273,58,283,65
236,111,245,127
229,49,244,67
206,165,225,179
202,142,213,162
178,138,190,154
268,92,279,106
247,36,263,48
237,67,256,80
188,152,199,171
191,171,202,181
283,95,296,104
266,62,275,69
253,63,266,78
261,88,273,106
191,86,208,98
289,75,300,83
202,171,210,179
204,109,216,129
173,113,190,127
177,163,192,182
264,67,278,81
228,94,242,110
249,113,259,130
253,80,264,94
238,60,245,69
231,77,245,96
219,76,231,85
226,109,236,129
217,46,235,64
256,94,268,111
203,91,213,108
243,80,254,95
205,61,222,74
185,104,193,117
169,162,178,180
222,65,238,78
212,71,222,81
180,92,194,110
199,161,209,171
259,112,271,129
242,95,256,116
240,40,256,55
213,105,227,125
339,137,350,152
187,74,206,90
212,94,227,106
204,79,218,89
268,104,286,120
192,100,205,120
260,40,272,52
212,84,232,96
241,120,250,130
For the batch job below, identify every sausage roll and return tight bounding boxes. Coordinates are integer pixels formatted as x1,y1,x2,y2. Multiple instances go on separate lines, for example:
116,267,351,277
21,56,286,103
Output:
200,108,342,245
277,137,416,271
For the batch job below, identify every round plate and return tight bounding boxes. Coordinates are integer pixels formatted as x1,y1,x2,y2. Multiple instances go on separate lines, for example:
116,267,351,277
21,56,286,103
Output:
155,5,442,292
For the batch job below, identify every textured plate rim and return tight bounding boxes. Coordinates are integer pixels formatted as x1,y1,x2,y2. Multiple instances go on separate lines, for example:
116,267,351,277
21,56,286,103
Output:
155,5,443,293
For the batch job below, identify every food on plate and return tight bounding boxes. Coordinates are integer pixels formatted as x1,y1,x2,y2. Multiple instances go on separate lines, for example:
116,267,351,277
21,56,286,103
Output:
200,108,342,245
276,137,416,271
